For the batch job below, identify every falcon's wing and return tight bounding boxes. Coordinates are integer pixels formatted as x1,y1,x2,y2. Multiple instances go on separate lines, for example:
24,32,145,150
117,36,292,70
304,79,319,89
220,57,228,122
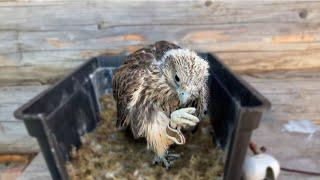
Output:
112,53,153,127
112,41,181,128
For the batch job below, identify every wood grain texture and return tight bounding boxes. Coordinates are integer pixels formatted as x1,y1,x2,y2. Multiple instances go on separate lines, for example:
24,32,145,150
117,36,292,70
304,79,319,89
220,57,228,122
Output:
0,154,34,164
0,0,320,84
244,72,320,122
18,153,51,180
0,85,48,153
0,66,72,86
0,164,27,180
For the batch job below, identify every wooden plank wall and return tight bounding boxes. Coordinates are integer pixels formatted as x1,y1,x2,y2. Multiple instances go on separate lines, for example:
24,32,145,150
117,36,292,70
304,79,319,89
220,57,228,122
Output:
0,0,320,86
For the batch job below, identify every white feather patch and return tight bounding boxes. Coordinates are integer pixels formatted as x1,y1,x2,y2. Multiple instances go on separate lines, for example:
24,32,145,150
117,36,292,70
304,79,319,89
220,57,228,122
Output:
145,110,170,156
162,48,209,75
127,79,144,109
162,49,198,61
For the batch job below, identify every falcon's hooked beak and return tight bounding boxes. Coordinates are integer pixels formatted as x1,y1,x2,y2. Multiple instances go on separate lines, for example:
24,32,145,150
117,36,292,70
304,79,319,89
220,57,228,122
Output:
177,89,191,105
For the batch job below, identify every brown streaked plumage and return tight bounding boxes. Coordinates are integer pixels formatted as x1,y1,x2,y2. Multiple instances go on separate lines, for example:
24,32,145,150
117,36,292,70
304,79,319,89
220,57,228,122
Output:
112,41,209,168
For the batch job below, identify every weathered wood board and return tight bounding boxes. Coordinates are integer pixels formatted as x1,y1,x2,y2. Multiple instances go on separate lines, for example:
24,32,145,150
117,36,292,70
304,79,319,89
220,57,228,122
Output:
0,0,320,85
242,71,320,122
0,85,49,153
17,153,51,180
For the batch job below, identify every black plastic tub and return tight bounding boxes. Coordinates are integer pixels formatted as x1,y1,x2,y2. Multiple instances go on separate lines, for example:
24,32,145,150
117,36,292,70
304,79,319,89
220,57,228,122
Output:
14,53,270,180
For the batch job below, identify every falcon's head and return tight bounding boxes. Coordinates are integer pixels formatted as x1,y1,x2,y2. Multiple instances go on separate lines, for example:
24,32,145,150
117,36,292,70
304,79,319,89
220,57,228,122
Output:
160,49,209,105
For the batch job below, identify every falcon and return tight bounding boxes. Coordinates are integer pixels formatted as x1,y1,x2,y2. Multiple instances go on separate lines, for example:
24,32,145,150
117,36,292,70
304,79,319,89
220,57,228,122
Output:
112,41,209,169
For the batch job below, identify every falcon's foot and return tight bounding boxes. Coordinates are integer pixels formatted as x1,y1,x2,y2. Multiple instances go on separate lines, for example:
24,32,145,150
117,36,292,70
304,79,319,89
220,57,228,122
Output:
152,151,182,169
152,155,171,170
170,107,200,129
165,150,181,161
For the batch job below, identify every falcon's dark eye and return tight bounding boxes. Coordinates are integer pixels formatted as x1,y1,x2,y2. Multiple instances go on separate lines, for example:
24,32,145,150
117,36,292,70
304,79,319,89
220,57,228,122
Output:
174,74,180,82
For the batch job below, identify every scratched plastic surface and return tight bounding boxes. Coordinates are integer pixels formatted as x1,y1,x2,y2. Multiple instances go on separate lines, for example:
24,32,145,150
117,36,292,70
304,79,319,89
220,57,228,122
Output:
89,67,116,110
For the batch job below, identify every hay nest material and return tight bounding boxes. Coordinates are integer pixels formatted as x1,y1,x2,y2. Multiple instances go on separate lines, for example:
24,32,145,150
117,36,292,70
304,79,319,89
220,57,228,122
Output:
66,94,224,180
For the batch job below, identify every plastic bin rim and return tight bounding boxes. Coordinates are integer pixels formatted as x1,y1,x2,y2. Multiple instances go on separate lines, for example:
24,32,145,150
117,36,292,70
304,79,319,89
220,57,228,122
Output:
13,57,97,121
14,53,271,121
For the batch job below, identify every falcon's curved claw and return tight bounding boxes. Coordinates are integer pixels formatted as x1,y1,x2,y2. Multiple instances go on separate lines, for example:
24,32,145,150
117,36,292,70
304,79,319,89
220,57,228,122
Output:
165,151,181,161
152,155,171,170
170,107,200,129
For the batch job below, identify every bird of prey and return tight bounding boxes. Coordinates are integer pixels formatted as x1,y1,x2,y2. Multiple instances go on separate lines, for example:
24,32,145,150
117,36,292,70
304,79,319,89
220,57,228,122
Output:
112,41,210,168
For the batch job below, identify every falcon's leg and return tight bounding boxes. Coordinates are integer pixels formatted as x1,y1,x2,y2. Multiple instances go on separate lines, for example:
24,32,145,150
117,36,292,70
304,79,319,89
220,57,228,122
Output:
147,108,196,169
165,150,181,161
153,155,171,170
152,150,181,169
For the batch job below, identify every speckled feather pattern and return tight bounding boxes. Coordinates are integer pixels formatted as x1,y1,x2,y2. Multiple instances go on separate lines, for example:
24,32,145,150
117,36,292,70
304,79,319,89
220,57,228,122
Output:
112,41,209,156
